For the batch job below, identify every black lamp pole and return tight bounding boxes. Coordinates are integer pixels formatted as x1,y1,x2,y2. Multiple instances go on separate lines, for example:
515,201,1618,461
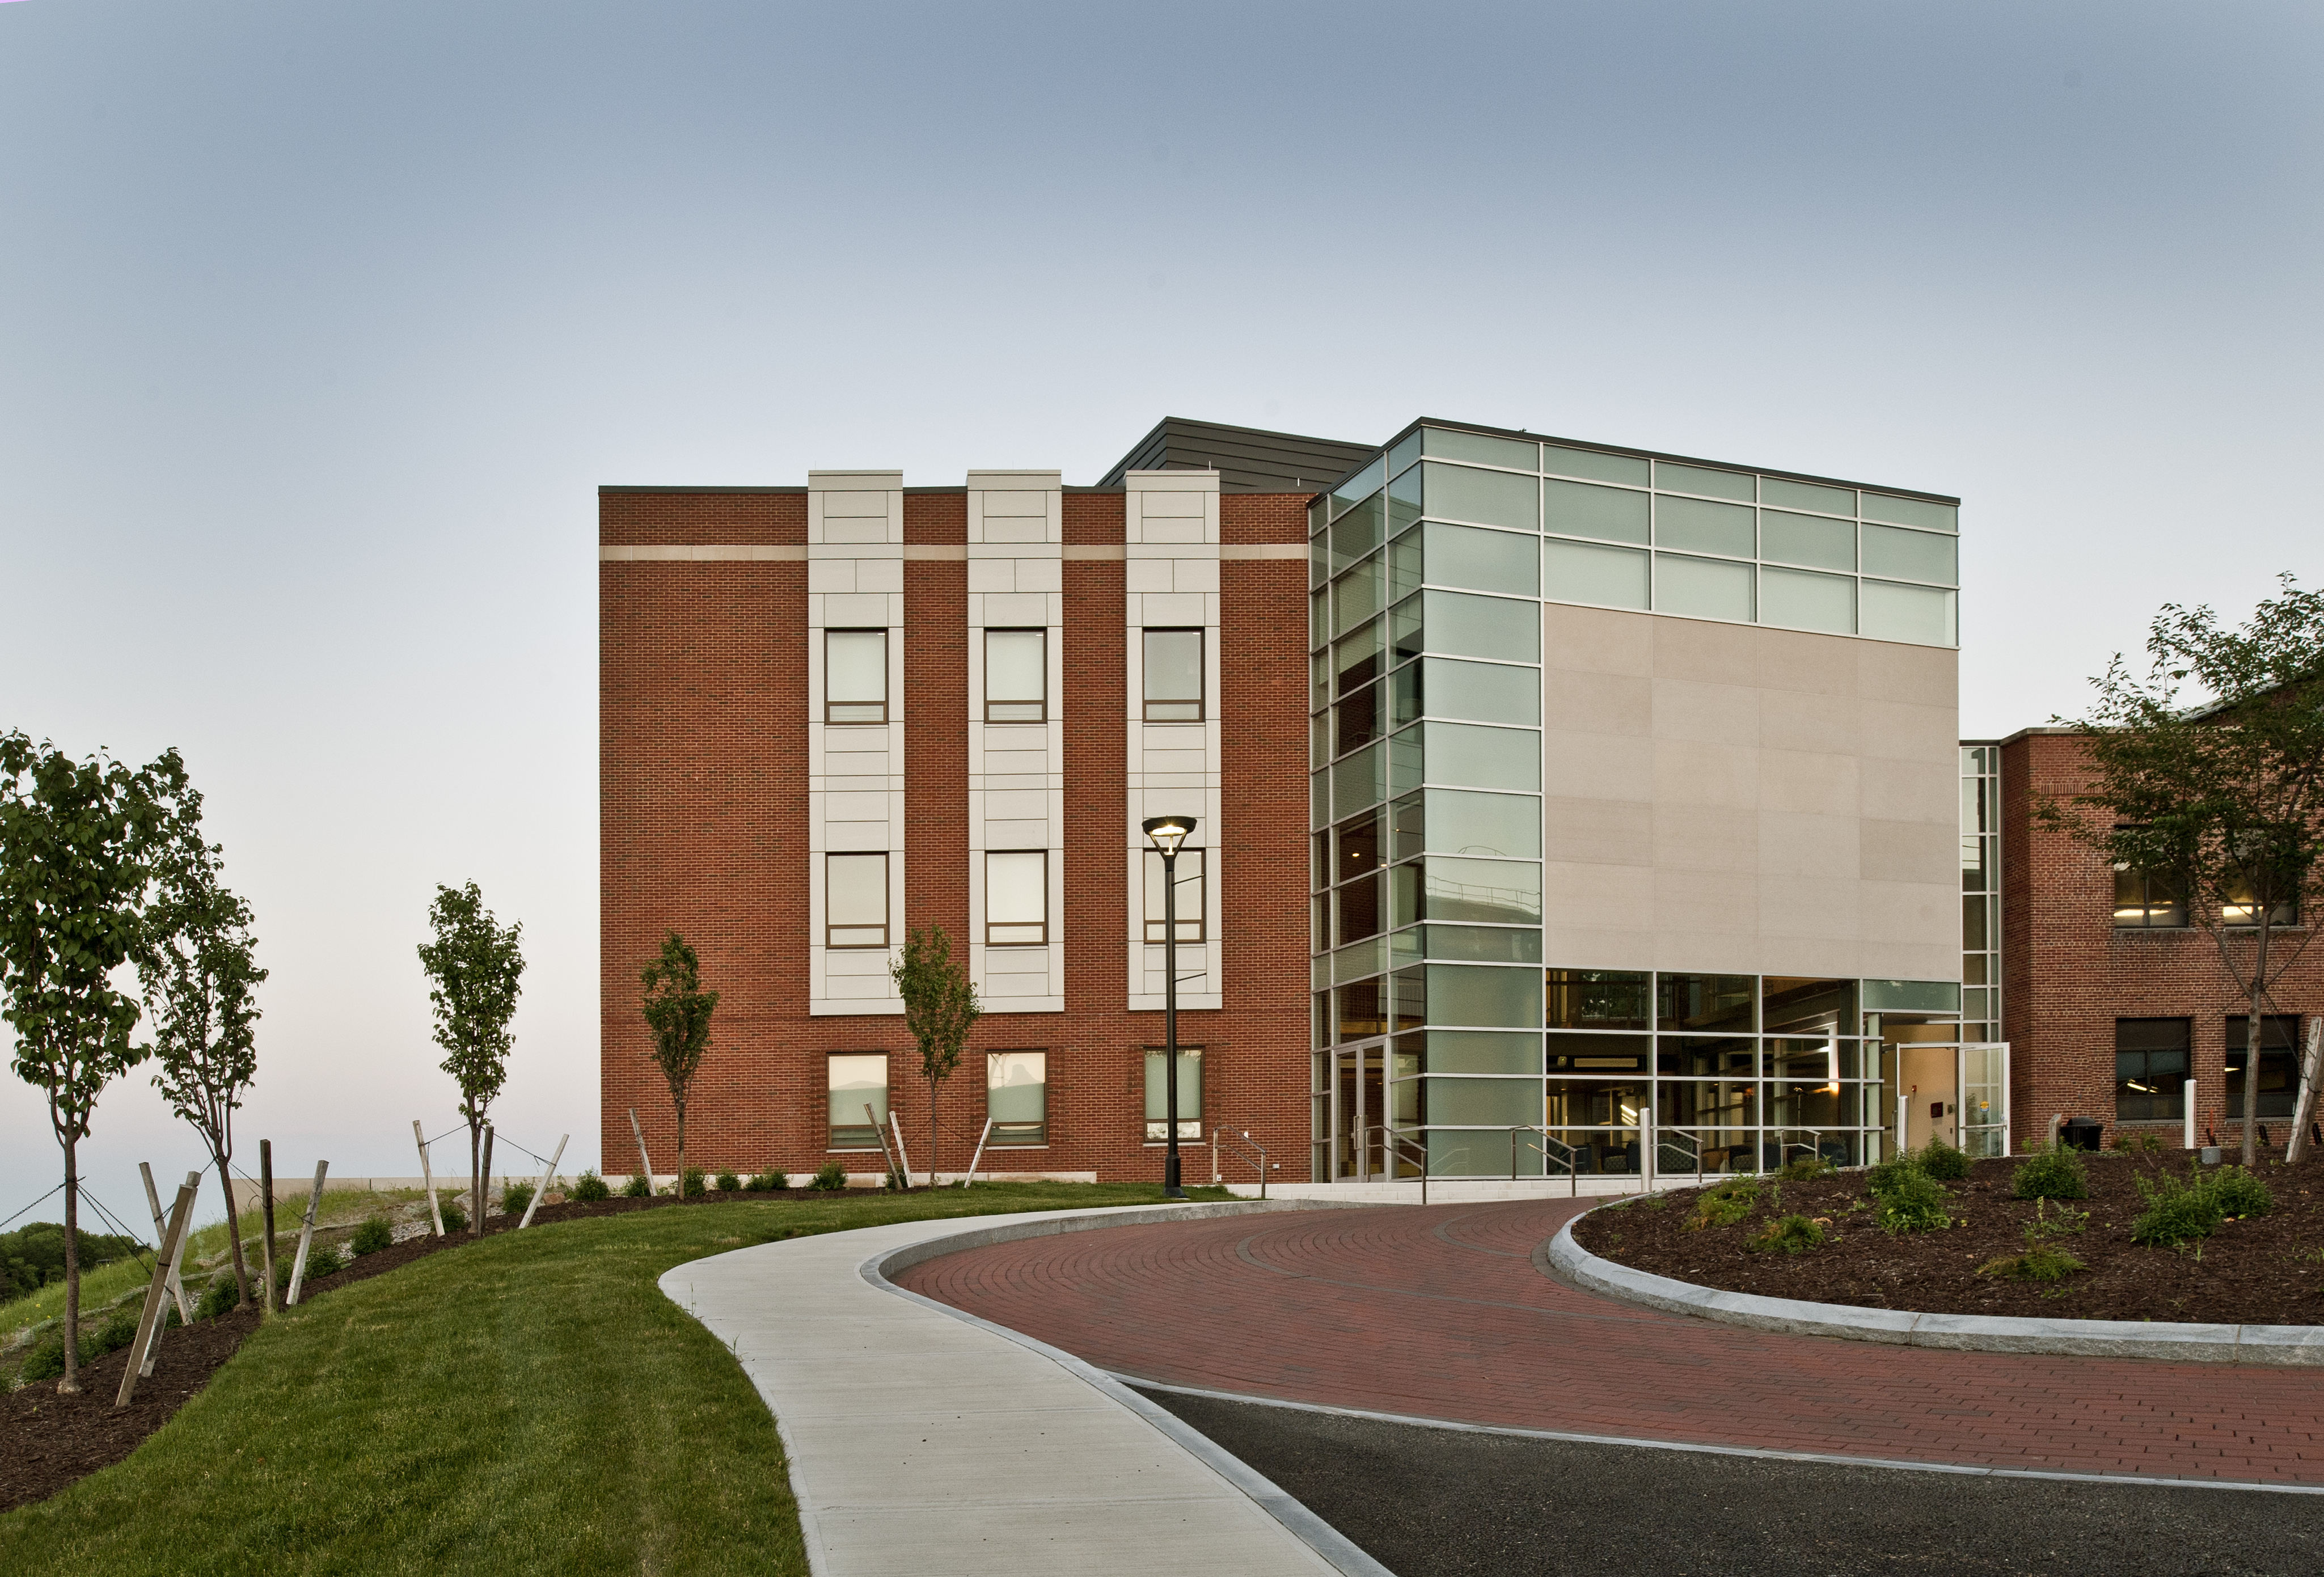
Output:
1143,815,1195,1200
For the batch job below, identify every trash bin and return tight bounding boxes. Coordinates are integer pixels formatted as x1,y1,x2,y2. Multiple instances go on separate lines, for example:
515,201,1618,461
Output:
2061,1117,2104,1152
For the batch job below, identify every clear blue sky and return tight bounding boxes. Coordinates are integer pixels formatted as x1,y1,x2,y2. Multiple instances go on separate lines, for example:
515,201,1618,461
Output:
1,2,2316,1230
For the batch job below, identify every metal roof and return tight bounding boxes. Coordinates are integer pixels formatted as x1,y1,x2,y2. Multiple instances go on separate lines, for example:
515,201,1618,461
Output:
1098,416,1376,494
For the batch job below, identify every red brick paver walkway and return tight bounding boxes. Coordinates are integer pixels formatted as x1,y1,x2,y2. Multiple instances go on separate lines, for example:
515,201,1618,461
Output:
895,1199,2324,1485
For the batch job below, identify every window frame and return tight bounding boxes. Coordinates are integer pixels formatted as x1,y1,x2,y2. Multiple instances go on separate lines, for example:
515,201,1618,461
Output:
1142,1044,1205,1141
2225,1013,2302,1120
985,1049,1049,1147
824,628,890,725
983,627,1048,724
1143,847,1207,944
2112,862,2188,929
1142,627,1206,723
2112,1018,2190,1123
826,1052,889,1152
984,848,1049,948
825,851,890,949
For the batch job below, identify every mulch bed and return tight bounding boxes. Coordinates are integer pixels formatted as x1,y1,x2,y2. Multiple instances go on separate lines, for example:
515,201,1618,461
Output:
0,1186,926,1512
1571,1149,2324,1325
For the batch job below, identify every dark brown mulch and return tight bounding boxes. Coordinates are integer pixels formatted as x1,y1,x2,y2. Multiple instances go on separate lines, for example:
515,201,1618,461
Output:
0,1185,919,1511
1571,1149,2324,1325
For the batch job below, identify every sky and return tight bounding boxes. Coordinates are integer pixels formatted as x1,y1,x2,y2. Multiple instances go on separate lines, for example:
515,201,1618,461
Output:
1,1,2317,1234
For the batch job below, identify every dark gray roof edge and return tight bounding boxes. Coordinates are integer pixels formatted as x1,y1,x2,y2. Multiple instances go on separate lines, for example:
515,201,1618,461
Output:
600,484,808,495
1324,417,1962,508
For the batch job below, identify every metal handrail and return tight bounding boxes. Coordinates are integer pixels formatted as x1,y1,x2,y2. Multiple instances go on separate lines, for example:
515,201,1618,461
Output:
1508,1124,1581,1196
1363,1124,1431,1206
1223,1130,1269,1199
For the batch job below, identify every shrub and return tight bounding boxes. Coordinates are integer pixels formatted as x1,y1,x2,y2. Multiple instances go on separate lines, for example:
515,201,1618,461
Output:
810,1161,847,1191
571,1170,611,1203
352,1217,393,1256
500,1182,535,1218
307,1244,346,1280
2012,1145,2091,1201
196,1271,242,1320
1874,1168,1951,1234
1777,1155,1836,1181
745,1170,789,1193
1917,1138,1971,1181
2132,1170,2224,1248
2211,1165,2274,1220
1866,1153,1921,1195
19,1335,66,1381
439,1201,469,1233
716,1171,741,1193
622,1174,652,1199
1683,1177,1759,1231
1747,1214,1827,1254
1979,1244,2086,1282
681,1168,707,1198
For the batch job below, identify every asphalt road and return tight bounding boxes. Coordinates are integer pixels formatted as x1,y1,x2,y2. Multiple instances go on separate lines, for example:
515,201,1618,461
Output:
1138,1386,2324,1577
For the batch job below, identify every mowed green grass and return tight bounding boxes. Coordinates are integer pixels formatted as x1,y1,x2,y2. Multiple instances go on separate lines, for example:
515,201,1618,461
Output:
2,1183,1214,1576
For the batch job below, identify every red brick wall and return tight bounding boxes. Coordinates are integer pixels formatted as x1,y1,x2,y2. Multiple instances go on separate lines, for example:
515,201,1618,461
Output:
2000,730,2322,1151
599,486,1312,1186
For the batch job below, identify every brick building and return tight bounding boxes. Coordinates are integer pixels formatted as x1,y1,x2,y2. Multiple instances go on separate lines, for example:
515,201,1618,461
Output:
1993,728,2321,1152
602,416,1972,1186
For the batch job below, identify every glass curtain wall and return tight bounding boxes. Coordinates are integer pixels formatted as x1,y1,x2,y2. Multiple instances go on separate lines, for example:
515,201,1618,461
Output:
1960,746,2002,1043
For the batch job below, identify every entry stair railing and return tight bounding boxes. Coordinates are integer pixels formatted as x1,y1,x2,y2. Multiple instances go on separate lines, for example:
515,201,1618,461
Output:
1222,1130,1269,1199
1362,1125,1433,1206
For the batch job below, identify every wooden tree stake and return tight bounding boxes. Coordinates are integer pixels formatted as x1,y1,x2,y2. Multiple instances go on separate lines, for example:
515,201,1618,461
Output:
140,1162,195,1327
629,1107,653,1193
258,1139,277,1316
519,1134,567,1228
413,1119,445,1235
285,1160,329,1306
116,1179,197,1409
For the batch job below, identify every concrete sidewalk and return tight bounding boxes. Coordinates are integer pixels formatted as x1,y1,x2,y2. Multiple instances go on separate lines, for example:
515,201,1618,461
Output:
657,1201,1387,1577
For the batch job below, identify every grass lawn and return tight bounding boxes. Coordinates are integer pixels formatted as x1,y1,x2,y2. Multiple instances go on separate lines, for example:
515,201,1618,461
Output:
1,1182,1217,1575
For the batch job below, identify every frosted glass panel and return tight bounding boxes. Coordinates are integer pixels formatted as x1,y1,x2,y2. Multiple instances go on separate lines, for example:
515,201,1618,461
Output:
1426,965,1545,1029
1759,566,1856,635
985,850,1047,945
1761,477,1856,517
1542,444,1649,487
1860,580,1957,647
1422,658,1539,726
1423,721,1542,792
1862,523,1958,585
1760,510,1856,571
1655,554,1755,622
1421,590,1539,662
1543,539,1649,609
1425,788,1543,858
1861,493,1957,533
1423,856,1544,924
1543,478,1649,544
1655,496,1755,558
1423,426,1539,471
1654,462,1755,502
1424,462,1537,530
1333,555,1384,634
1423,521,1538,595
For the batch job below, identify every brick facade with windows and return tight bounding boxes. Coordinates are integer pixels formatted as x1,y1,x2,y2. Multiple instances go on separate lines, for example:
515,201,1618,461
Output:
1999,728,2322,1151
599,484,1311,1185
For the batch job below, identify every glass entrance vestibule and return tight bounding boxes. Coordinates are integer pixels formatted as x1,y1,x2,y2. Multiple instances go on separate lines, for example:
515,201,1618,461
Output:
1311,971,2001,1182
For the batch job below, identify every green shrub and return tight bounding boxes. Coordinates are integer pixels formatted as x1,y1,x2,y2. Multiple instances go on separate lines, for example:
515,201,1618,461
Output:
571,1170,611,1203
1866,1152,1921,1195
2132,1170,2224,1247
744,1170,789,1193
1918,1137,1971,1181
716,1171,740,1193
2012,1145,2091,1201
1979,1244,2086,1282
195,1271,242,1321
1777,1155,1836,1181
622,1174,652,1199
501,1182,535,1217
681,1168,707,1199
1747,1214,1826,1254
439,1201,469,1233
1684,1177,1759,1231
1874,1168,1951,1234
352,1217,393,1256
305,1245,345,1280
2211,1165,2274,1219
19,1334,66,1381
810,1161,847,1191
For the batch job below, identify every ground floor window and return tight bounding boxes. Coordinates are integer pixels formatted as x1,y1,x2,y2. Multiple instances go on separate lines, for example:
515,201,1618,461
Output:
828,1052,888,1149
2225,1014,2301,1121
1144,1047,1203,1140
987,1051,1047,1145
2115,1018,2190,1122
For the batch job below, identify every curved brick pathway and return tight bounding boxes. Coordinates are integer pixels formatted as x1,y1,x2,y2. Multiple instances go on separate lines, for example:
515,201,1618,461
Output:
894,1198,2324,1485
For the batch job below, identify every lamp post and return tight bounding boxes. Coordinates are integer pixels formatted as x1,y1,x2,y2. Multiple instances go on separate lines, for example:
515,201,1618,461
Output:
1143,814,1196,1200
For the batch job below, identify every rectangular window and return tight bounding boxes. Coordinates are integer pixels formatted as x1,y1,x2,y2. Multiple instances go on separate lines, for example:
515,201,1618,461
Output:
1143,1046,1203,1140
827,1053,888,1150
1143,848,1206,942
984,850,1047,945
825,629,888,724
2114,1019,2190,1122
2224,870,2298,929
984,629,1046,722
825,852,889,948
1143,628,1205,721
2226,1014,2301,1120
986,1051,1047,1145
2113,864,2186,928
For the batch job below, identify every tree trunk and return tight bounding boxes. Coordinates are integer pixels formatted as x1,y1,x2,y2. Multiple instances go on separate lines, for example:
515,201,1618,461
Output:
60,1133,81,1394
2244,921,2272,1168
927,1076,938,1191
469,1114,483,1236
218,1153,250,1307
675,1101,686,1201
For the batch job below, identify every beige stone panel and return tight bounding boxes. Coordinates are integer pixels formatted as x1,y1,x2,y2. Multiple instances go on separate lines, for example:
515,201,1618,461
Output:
1543,797,1653,866
1543,921,1657,972
1651,616,1760,686
1651,928,1765,975
1858,641,1958,707
1543,603,1654,677
1756,872,1863,941
1858,699,1959,765
1543,859,1657,936
1855,938,1966,983
1652,866,1759,937
1650,678,1760,747
1759,749,1860,817
1861,756,1957,825
1861,818,1956,886
1545,731,1654,804
1654,739,1760,810
1542,669,1654,737
1652,804,1759,875
1859,879,1960,953
1747,933,1867,983
1753,627,1860,699
1757,811,1861,879
1758,687,1861,756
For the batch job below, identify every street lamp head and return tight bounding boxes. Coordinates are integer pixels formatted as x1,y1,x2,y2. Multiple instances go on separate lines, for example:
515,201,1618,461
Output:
1142,814,1196,857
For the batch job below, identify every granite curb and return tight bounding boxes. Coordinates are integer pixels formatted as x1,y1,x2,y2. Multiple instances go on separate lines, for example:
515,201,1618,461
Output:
1544,1203,2324,1364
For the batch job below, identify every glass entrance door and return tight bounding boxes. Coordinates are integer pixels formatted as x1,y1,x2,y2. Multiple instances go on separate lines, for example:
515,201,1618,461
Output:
1959,1042,2010,1157
1330,1041,1388,1180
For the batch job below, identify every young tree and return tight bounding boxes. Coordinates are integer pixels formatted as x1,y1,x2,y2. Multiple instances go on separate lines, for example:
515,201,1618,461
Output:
417,882,525,1235
641,931,718,1199
139,790,266,1307
890,925,980,1189
2040,576,2324,1166
0,733,185,1393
